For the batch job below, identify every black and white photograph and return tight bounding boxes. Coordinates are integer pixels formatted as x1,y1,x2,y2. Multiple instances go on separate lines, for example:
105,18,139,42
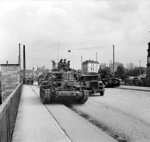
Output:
0,0,150,142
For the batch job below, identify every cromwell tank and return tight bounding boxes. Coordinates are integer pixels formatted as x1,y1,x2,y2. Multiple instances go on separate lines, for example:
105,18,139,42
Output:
40,71,89,104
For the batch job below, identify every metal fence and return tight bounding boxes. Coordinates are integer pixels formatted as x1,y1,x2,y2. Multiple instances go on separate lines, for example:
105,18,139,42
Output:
0,82,22,142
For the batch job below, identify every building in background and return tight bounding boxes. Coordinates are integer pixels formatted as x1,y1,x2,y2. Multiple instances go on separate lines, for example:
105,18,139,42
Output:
0,64,20,102
82,60,99,73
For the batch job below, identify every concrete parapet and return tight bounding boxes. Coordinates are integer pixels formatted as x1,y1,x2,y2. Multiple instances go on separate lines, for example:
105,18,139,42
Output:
0,83,22,142
0,64,20,102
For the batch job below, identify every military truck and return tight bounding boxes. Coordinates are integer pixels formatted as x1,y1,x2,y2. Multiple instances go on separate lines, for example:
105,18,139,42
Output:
78,73,105,96
40,71,89,104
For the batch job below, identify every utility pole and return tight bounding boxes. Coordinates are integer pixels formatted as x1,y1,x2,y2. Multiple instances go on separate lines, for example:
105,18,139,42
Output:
139,60,141,75
113,45,115,77
19,43,21,82
81,56,83,71
18,43,20,64
58,41,60,61
23,45,26,80
96,52,97,61
19,43,21,68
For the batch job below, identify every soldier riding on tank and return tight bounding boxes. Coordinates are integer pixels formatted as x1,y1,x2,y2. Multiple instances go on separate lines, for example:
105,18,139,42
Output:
58,59,63,70
51,60,56,69
67,61,70,70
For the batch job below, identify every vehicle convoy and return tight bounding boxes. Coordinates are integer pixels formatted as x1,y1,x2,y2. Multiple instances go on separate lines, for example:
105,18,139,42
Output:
40,59,89,104
78,73,105,96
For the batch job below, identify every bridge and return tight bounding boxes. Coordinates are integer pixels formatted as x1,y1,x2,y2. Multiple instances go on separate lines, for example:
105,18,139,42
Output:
1,80,150,142
0,83,118,142
0,82,22,142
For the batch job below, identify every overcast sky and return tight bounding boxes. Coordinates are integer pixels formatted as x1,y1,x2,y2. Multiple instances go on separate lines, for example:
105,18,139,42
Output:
0,0,150,69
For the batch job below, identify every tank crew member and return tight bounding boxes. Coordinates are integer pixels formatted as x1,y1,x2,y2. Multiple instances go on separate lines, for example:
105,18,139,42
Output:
51,60,56,69
67,60,70,70
58,59,63,70
63,59,67,69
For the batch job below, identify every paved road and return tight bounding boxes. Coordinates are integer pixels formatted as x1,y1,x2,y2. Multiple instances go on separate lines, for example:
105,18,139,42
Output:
118,85,150,92
72,87,150,142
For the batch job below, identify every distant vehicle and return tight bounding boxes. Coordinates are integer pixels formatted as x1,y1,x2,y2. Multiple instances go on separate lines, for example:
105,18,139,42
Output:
40,71,89,104
28,77,34,85
102,78,120,88
124,76,143,86
124,77,133,85
78,73,105,96
132,77,143,86
23,77,34,85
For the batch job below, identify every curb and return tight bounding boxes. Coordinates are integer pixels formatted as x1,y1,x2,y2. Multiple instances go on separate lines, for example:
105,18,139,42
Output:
118,87,150,92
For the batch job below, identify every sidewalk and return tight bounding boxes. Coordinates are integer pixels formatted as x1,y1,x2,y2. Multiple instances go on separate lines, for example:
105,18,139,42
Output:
12,85,70,142
118,85,150,92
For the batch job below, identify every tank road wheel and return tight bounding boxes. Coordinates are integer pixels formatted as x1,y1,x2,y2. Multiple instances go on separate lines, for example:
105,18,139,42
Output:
43,91,53,104
77,90,88,104
40,89,51,104
47,94,53,104
100,91,104,96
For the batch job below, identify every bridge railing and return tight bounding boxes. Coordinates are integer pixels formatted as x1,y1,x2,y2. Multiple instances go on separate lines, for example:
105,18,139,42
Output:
0,82,23,142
